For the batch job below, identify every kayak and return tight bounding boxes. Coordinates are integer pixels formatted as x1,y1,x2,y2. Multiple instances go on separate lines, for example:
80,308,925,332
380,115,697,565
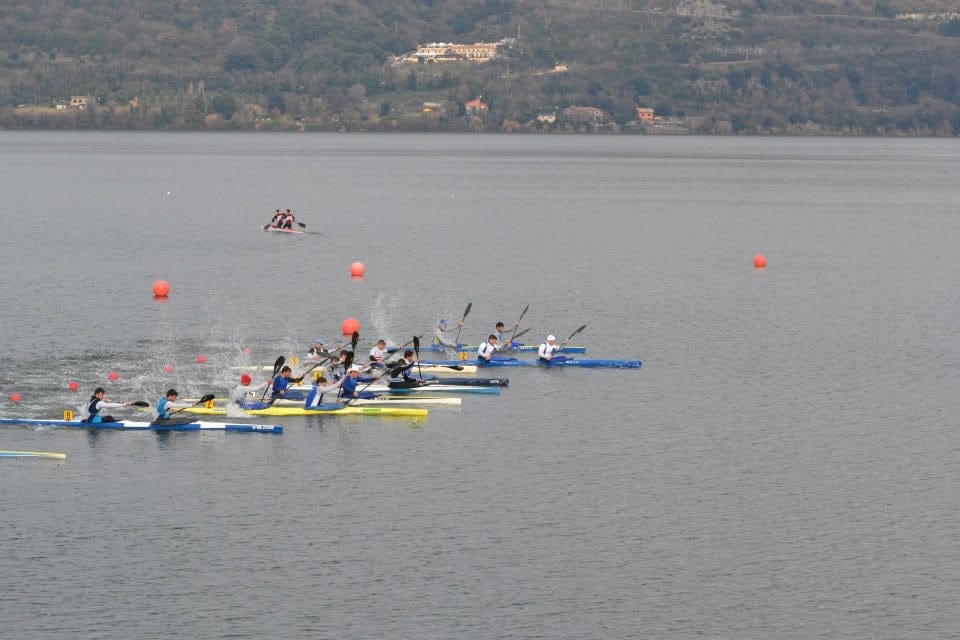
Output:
230,363,479,374
0,450,66,460
417,377,508,387
263,225,303,234
253,396,459,407
388,344,586,354
185,405,428,417
0,417,283,433
422,358,642,369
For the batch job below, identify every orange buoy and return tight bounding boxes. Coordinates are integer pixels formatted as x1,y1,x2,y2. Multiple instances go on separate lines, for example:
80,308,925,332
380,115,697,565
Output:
196,355,207,364
152,279,170,297
10,393,22,403
753,254,767,268
108,371,119,381
163,364,174,373
341,317,360,336
350,261,365,277
68,381,80,391
242,347,252,355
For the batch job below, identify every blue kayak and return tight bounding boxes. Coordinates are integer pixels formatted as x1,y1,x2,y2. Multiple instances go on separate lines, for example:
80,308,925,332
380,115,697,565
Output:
0,417,283,433
423,358,641,369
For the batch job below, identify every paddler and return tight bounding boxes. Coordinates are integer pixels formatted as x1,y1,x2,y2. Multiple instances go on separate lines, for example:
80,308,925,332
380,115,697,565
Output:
369,339,388,367
270,209,282,227
477,334,502,365
433,319,462,348
81,387,133,423
307,338,327,361
386,349,424,387
537,334,570,364
339,364,382,400
282,208,295,229
303,375,345,408
155,388,193,421
229,374,269,408
270,366,303,402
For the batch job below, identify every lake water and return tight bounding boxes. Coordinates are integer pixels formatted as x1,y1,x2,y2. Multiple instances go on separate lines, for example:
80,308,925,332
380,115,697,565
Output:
1,132,959,639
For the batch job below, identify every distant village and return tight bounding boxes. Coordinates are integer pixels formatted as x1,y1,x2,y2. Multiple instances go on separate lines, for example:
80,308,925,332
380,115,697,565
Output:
8,37,701,134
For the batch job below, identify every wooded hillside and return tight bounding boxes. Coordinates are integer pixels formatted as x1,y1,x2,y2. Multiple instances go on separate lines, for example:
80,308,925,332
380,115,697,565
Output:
2,0,959,134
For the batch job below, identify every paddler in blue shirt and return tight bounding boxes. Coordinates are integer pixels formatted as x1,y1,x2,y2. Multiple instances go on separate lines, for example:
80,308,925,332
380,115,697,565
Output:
433,319,461,348
155,388,192,421
270,366,303,402
303,375,345,408
538,335,570,364
339,364,381,400
82,387,132,423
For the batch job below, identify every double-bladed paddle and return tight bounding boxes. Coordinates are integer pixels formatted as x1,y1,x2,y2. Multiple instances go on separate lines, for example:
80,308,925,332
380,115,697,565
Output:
258,356,285,402
507,305,529,344
453,302,472,347
413,335,423,381
564,324,587,345
169,393,216,415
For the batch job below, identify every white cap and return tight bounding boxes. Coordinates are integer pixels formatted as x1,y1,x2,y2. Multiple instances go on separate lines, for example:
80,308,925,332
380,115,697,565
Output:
547,335,556,341
349,364,364,372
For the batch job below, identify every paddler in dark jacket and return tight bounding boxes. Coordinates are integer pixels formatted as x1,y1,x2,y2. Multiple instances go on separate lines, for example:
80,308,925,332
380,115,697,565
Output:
82,387,132,423
270,366,302,401
339,364,381,400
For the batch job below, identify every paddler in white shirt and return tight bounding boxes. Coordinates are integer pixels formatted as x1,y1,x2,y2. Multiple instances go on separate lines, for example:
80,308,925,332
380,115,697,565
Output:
368,339,388,367
307,338,327,361
537,335,570,364
229,374,269,408
477,334,502,365
304,375,345,408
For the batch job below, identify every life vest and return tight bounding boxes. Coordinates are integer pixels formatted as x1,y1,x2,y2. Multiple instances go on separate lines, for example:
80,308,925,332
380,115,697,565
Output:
84,396,101,423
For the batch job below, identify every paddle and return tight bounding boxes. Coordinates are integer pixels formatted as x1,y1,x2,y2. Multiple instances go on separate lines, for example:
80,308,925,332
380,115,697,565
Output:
296,221,306,229
453,302,472,347
169,393,216,415
563,324,588,345
413,335,423,381
259,356,285,402
130,401,150,408
511,327,531,342
507,304,529,343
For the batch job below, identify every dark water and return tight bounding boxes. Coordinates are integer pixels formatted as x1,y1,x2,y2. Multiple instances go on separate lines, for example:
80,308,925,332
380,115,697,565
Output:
1,132,959,639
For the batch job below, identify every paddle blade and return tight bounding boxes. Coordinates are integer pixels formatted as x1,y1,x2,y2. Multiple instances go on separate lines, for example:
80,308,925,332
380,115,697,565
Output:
351,331,360,350
518,304,529,322
461,302,472,321
130,401,150,407
262,223,270,231
297,221,306,228
413,335,420,355
566,324,587,341
196,393,216,405
271,356,284,374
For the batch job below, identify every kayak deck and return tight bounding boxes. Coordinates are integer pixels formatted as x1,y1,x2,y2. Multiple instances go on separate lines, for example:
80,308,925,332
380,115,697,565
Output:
184,406,428,417
423,358,642,369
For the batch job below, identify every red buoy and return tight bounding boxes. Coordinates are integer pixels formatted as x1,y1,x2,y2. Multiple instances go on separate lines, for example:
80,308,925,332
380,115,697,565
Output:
163,364,174,373
196,355,207,364
341,317,360,336
350,261,365,277
108,371,119,381
754,254,767,268
68,381,80,392
152,279,171,297
242,347,253,355
10,393,22,403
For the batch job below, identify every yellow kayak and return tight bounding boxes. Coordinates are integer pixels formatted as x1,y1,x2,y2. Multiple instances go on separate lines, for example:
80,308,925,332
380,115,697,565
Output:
0,450,66,460
184,406,428,418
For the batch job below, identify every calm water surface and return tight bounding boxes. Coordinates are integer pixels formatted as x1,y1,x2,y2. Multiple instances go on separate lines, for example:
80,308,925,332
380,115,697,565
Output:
1,132,959,639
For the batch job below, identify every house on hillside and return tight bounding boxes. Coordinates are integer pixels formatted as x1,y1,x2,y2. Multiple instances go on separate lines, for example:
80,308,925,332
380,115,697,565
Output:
411,42,500,63
562,106,606,125
70,95,94,109
636,107,655,122
465,98,489,114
